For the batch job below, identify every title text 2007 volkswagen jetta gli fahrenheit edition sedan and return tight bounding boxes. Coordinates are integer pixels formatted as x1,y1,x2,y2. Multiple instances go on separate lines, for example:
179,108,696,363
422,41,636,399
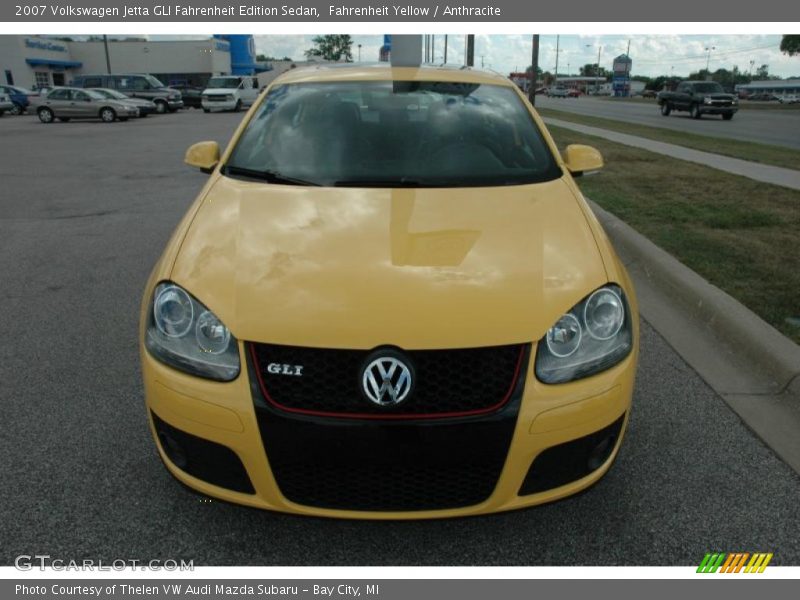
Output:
140,64,639,519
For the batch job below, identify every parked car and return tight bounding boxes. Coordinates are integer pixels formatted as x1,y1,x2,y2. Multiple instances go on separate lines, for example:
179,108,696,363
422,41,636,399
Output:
778,94,799,104
36,87,139,123
141,64,639,518
0,91,13,116
567,88,581,98
71,73,183,113
201,76,259,112
0,84,32,115
91,88,156,116
657,80,738,120
547,86,569,98
168,84,203,109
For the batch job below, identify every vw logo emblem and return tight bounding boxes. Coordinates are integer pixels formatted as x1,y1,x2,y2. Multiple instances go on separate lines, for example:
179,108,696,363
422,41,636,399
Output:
361,355,413,406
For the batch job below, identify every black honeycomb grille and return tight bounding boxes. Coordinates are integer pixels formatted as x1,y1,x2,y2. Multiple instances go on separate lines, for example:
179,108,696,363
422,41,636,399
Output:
249,342,526,418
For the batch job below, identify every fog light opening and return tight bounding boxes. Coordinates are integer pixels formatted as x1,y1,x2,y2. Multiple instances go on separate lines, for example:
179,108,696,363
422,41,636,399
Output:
587,434,616,472
158,429,188,470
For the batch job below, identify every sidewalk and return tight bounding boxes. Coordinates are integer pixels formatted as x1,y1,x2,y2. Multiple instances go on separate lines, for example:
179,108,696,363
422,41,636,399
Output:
544,117,800,192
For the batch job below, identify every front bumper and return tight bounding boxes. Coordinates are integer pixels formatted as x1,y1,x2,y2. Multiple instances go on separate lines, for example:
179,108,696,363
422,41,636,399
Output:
201,98,238,111
141,336,636,519
700,104,738,115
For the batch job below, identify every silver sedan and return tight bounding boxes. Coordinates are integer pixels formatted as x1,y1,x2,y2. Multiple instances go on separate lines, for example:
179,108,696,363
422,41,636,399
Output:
0,92,13,116
37,87,139,123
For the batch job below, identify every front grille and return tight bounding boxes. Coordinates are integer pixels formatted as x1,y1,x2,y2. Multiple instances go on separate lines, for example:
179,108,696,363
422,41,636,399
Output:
249,342,527,418
205,94,228,102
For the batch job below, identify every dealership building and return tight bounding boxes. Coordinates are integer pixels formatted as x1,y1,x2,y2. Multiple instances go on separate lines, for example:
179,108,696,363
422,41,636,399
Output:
0,35,265,90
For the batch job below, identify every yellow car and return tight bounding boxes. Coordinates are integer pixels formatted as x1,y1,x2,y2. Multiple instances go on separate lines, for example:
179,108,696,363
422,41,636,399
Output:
140,64,638,519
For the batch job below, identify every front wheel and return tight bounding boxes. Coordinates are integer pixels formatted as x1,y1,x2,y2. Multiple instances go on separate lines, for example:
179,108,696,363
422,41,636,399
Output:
722,113,734,121
234,99,242,112
690,104,702,119
660,102,671,116
9,103,24,116
203,108,210,113
154,100,167,114
100,107,117,123
37,107,54,123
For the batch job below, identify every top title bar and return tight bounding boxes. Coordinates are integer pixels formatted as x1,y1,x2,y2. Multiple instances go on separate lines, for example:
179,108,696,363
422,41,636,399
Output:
3,1,798,22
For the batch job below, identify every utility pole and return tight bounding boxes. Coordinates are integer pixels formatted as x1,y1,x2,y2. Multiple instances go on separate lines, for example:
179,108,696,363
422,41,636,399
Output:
595,45,602,94
466,34,474,67
554,34,560,84
528,34,539,106
626,39,631,56
705,46,716,75
103,34,111,74
443,35,448,64
431,35,435,62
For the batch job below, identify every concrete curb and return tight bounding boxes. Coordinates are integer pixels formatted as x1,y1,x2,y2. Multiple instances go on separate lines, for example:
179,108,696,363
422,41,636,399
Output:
589,200,800,473
591,201,800,392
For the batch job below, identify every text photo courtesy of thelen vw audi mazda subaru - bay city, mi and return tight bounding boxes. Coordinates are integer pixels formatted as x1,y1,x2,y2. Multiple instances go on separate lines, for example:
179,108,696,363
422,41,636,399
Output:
141,63,638,519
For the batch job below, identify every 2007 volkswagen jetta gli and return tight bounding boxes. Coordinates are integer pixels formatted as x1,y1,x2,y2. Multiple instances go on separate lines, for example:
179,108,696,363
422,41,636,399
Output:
140,64,639,518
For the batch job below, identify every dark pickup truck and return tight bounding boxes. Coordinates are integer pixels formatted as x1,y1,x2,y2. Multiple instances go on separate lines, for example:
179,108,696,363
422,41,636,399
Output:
657,81,738,120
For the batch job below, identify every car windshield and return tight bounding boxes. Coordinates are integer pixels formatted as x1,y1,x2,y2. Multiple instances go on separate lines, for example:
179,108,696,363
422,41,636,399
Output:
207,77,241,89
224,80,561,187
94,89,127,99
694,83,724,93
146,75,166,88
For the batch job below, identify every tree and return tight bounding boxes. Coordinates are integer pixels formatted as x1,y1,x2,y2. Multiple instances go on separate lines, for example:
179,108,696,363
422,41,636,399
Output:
756,64,770,79
257,54,293,62
305,35,354,62
780,35,800,56
579,63,608,78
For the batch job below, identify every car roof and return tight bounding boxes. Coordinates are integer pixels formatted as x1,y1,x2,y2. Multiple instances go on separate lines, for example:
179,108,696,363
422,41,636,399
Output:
271,63,516,88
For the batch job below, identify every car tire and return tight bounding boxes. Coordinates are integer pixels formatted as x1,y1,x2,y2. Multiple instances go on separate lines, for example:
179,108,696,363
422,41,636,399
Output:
234,100,242,112
722,113,734,121
0,111,4,118
154,100,167,114
57,117,71,122
203,108,210,113
660,102,671,116
9,102,23,116
100,107,117,123
37,107,54,123
690,104,702,119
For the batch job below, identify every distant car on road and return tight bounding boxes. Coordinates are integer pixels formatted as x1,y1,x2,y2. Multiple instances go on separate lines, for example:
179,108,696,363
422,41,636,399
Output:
547,86,569,98
657,80,738,120
747,92,779,102
91,88,157,116
0,84,32,115
778,94,799,104
567,89,581,98
37,87,140,123
0,91,13,116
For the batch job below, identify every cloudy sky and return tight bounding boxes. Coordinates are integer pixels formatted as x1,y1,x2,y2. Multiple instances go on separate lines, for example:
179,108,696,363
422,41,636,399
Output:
249,34,798,79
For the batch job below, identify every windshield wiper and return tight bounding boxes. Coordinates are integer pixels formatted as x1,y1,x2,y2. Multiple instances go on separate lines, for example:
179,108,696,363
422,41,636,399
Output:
222,165,321,186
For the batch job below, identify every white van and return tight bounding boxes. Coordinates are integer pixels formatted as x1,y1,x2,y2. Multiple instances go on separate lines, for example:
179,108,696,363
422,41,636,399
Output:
201,76,259,112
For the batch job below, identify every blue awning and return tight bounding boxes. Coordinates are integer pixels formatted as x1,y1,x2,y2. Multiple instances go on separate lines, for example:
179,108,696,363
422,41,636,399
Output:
26,58,82,69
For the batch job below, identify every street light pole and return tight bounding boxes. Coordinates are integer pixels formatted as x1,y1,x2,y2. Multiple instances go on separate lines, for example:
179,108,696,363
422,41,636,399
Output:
358,44,362,62
596,45,602,94
705,46,716,75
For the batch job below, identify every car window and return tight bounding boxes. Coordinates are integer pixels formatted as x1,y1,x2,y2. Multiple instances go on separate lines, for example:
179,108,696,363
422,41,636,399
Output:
48,89,69,100
132,77,149,91
225,80,561,188
71,90,90,101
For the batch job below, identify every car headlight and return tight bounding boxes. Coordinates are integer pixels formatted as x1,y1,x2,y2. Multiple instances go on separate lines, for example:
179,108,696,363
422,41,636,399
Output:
145,282,240,381
535,284,633,384
225,94,235,101
703,96,713,104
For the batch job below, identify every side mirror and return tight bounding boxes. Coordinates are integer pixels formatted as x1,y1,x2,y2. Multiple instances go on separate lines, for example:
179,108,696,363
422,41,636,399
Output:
562,144,603,177
185,141,220,174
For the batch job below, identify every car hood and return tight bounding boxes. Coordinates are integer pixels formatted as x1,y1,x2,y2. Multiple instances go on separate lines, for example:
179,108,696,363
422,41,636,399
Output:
202,88,238,95
169,175,608,349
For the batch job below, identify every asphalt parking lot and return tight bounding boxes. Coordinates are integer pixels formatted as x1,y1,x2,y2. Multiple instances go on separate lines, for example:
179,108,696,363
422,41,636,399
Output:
1,110,799,566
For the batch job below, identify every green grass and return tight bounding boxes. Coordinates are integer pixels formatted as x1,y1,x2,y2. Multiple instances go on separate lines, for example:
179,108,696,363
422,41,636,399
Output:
546,124,800,344
538,108,800,171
